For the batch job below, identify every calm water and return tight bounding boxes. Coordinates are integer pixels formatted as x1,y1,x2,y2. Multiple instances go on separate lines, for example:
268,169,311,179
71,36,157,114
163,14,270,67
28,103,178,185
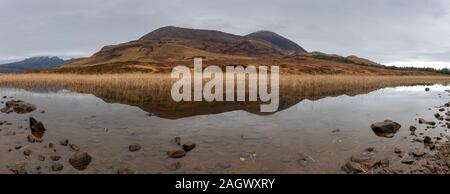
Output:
1,85,449,173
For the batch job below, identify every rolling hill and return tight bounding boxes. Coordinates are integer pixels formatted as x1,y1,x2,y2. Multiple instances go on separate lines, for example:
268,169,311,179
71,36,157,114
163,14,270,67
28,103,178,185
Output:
54,26,433,75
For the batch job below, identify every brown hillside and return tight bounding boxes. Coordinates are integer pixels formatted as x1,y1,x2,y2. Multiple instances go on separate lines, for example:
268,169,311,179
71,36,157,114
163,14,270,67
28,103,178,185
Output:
56,26,440,75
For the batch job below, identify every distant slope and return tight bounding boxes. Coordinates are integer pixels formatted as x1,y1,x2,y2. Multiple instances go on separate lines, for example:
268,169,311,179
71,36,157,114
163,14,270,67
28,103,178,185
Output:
56,26,436,75
246,31,307,52
0,56,67,73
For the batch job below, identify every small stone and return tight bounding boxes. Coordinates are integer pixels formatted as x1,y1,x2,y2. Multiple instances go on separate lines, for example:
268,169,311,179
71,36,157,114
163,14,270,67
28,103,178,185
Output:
27,135,36,143
365,147,375,152
409,126,417,132
173,137,181,146
394,148,402,154
23,149,32,156
167,150,186,159
69,144,80,151
425,88,430,92
128,143,141,152
182,141,196,152
50,155,61,161
332,129,341,133
14,145,22,150
424,136,432,144
51,163,64,171
59,139,69,146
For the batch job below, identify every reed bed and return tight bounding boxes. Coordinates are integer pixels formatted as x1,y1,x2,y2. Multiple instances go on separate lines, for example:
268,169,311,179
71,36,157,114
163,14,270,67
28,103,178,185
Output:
1,73,450,105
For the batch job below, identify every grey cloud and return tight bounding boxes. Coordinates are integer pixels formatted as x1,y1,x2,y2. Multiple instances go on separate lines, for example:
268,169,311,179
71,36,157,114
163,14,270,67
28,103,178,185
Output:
1,0,450,68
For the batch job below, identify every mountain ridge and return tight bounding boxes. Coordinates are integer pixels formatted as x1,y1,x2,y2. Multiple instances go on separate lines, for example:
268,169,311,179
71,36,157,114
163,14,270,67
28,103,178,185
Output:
0,56,67,73
55,26,429,75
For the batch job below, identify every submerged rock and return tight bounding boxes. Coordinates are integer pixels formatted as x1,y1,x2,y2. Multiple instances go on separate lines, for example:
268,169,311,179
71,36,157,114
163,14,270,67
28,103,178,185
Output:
69,152,93,170
59,139,69,146
173,137,181,146
167,150,186,159
2,100,37,114
51,163,64,171
129,143,142,152
182,142,196,152
23,149,32,156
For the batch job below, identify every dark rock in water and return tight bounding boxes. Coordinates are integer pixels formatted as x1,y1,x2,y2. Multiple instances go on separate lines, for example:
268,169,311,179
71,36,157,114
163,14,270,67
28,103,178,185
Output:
371,120,401,138
51,163,64,171
424,136,432,144
439,108,446,112
173,137,181,146
167,150,186,159
365,147,375,152
129,143,142,152
394,148,402,154
418,118,426,124
409,126,417,132
182,142,196,152
2,100,37,114
59,139,69,146
371,120,401,133
427,121,436,126
69,152,93,170
425,88,430,92
435,113,441,119
23,149,32,156
332,129,341,133
29,117,46,133
69,144,80,151
50,155,61,161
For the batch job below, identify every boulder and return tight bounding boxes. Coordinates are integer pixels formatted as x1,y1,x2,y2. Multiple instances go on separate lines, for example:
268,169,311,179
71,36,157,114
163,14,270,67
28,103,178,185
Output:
371,120,401,138
69,152,92,170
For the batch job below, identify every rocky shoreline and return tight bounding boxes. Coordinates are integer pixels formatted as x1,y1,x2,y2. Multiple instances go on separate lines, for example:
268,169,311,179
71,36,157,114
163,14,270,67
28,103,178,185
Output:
342,89,450,174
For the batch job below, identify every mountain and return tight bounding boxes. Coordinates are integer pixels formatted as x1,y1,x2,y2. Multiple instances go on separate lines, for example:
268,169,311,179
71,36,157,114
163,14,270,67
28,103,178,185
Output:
57,26,422,75
0,56,67,73
245,31,307,52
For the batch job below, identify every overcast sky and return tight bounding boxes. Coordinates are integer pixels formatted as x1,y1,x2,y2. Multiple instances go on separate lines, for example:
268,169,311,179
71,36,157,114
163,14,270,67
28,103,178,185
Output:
1,0,450,68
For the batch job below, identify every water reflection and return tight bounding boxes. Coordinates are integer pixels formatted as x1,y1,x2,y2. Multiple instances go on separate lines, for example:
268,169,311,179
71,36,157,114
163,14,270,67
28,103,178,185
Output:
1,84,450,173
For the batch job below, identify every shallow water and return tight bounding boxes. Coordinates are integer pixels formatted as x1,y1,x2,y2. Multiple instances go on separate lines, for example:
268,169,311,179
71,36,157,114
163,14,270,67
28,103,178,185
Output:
1,84,450,174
